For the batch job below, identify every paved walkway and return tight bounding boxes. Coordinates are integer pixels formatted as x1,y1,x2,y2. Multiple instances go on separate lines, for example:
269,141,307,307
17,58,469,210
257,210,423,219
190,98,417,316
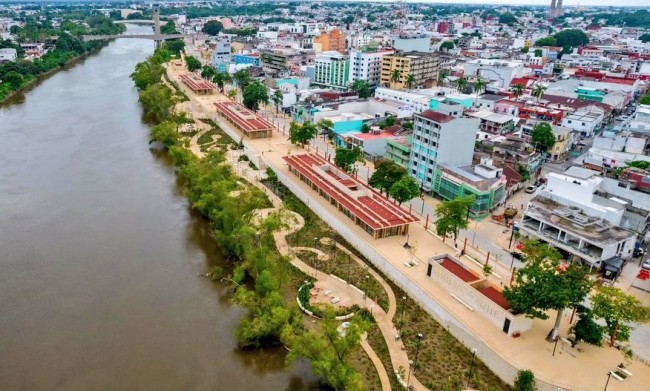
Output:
165,63,650,391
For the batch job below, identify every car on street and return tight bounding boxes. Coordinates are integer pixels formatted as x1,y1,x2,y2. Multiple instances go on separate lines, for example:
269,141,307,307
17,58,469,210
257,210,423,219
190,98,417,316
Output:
511,251,525,261
642,261,650,271
525,185,537,194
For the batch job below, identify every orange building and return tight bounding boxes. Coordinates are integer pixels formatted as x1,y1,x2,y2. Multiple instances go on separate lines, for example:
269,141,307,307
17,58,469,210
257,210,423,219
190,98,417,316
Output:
314,29,347,54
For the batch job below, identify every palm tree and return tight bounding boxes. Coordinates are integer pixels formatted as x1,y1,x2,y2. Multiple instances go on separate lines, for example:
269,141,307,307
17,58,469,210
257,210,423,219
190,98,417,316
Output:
272,90,283,113
390,69,402,88
532,84,547,102
512,83,525,101
437,70,448,87
405,74,417,90
455,77,467,93
213,71,232,93
473,78,487,106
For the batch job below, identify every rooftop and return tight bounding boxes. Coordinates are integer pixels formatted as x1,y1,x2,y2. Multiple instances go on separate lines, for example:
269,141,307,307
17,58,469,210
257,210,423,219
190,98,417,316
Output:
179,73,214,92
283,154,418,231
213,101,274,134
416,110,455,123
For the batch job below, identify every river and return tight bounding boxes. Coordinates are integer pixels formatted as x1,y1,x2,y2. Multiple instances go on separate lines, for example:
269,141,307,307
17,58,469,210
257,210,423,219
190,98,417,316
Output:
0,25,316,390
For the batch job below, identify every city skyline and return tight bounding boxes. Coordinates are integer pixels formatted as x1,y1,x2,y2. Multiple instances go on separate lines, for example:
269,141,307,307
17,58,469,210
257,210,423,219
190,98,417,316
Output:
393,0,648,7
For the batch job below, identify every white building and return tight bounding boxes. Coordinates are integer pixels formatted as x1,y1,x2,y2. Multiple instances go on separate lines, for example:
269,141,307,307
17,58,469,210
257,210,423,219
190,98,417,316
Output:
561,107,604,137
212,36,231,72
463,59,526,88
409,110,479,189
521,168,638,267
374,87,432,113
392,36,431,52
348,49,394,87
0,48,17,63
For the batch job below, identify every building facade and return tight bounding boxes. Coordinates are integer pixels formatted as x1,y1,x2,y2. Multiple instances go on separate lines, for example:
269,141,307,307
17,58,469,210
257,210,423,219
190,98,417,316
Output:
313,51,350,90
313,29,347,54
409,110,479,191
380,51,441,90
348,49,394,87
211,36,232,72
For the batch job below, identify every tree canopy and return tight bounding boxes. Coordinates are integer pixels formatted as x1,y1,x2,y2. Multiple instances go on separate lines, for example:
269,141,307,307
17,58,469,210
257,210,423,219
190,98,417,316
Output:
203,20,224,36
591,285,650,346
535,29,589,48
349,79,372,99
242,81,268,112
503,240,591,340
571,305,603,348
531,122,556,152
288,121,318,147
440,41,455,52
368,159,407,195
389,176,420,206
185,55,202,72
513,370,536,391
334,147,363,173
435,195,474,246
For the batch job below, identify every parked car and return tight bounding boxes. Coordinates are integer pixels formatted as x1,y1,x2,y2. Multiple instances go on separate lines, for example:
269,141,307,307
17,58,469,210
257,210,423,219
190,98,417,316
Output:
525,185,537,194
642,261,650,271
511,251,525,261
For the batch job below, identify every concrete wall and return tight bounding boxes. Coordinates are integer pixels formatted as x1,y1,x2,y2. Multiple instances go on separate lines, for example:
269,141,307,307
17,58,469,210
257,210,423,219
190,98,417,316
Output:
437,117,479,167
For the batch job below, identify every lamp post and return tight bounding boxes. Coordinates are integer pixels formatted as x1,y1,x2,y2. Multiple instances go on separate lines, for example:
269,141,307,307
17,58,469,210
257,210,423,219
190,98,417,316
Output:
604,372,612,391
406,333,424,389
401,296,407,323
466,348,478,389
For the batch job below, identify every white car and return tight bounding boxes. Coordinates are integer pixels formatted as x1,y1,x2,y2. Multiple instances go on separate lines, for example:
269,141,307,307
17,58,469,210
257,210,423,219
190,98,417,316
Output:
525,185,537,194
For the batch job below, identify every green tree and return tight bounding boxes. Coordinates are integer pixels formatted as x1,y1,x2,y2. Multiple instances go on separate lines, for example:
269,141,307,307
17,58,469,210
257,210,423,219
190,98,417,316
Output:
511,83,524,101
435,195,474,246
532,84,547,102
521,47,530,53
3,71,23,89
316,118,334,137
437,70,448,86
553,29,589,47
513,369,537,391
213,71,232,92
440,41,455,52
242,81,268,112
390,69,401,87
534,49,543,57
531,122,556,152
185,55,202,72
149,121,178,149
535,36,557,47
130,60,164,90
517,164,531,182
233,68,252,92
203,20,224,36
160,20,178,34
138,83,174,122
201,65,216,80
288,121,317,147
334,146,363,173
350,79,372,98
405,74,417,89
571,305,603,347
640,33,650,43
639,92,650,105
360,123,370,133
389,176,420,206
286,317,368,391
369,159,407,195
499,12,517,26
591,285,650,346
455,77,468,93
271,89,283,112
165,39,185,56
503,240,592,341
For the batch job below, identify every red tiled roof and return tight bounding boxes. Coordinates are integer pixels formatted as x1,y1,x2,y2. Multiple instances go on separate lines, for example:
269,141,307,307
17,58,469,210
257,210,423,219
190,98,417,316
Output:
214,102,274,134
417,110,455,123
282,154,418,230
180,73,215,91
602,77,637,86
479,286,511,310
440,258,478,283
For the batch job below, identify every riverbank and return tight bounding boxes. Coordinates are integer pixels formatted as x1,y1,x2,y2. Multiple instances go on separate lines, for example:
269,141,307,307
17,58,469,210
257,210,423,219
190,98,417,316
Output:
0,42,108,105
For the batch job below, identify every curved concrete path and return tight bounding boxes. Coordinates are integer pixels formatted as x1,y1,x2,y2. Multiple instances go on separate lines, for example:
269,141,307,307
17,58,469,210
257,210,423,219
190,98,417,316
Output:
189,128,208,158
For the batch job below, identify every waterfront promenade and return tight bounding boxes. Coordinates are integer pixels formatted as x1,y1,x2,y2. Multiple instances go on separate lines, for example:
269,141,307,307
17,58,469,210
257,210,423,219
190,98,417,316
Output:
165,63,650,391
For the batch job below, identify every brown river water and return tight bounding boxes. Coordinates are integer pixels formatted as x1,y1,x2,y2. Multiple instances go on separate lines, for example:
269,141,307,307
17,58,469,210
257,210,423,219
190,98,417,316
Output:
0,24,316,390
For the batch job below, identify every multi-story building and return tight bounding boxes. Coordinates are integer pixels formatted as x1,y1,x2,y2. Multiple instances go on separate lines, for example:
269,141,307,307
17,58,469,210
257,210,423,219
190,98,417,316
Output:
260,48,315,76
385,135,412,169
313,51,350,90
463,59,526,88
409,110,479,191
380,51,441,90
432,159,508,218
313,29,347,54
0,48,17,63
211,36,231,72
348,49,394,87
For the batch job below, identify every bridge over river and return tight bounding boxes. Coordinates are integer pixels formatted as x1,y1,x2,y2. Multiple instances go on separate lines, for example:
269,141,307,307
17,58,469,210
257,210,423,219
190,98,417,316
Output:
81,33,183,42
